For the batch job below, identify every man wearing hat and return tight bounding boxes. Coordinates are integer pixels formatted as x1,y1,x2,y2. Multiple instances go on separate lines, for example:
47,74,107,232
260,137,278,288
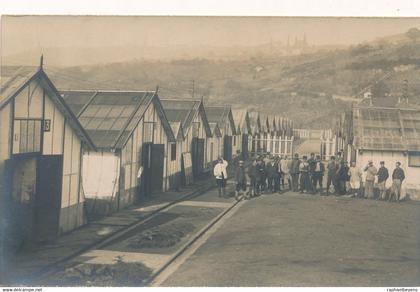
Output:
364,160,377,199
390,162,405,202
234,160,248,200
377,161,389,200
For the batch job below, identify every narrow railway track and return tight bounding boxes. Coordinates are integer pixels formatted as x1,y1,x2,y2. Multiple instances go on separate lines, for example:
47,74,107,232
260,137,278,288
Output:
146,195,244,286
30,179,219,283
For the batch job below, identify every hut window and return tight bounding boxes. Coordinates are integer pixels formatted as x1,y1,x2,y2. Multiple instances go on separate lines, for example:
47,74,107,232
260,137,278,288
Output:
144,122,154,143
408,152,420,167
233,136,236,146
171,143,177,161
13,119,42,154
192,122,200,138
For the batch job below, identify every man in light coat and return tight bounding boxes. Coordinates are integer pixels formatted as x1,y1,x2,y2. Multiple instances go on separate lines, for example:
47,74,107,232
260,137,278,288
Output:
281,155,292,190
214,157,228,198
364,160,377,199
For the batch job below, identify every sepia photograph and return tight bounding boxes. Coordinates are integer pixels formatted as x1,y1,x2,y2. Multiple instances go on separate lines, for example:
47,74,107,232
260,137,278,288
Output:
0,3,419,289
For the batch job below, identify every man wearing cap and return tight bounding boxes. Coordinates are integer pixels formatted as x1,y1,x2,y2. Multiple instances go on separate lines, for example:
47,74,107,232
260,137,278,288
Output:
247,159,258,197
326,156,339,195
299,156,312,194
290,153,301,192
390,162,405,202
364,160,377,199
312,155,325,194
265,158,276,193
308,153,317,189
234,160,248,200
377,161,389,200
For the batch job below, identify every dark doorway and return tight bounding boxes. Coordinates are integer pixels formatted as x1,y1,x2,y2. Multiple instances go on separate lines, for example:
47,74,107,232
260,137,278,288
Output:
223,135,233,161
242,134,249,158
6,155,63,247
141,143,152,196
191,138,205,178
142,143,165,196
150,144,164,192
35,155,63,243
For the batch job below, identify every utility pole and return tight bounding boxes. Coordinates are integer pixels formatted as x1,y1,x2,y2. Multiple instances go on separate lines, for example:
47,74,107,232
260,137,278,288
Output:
191,79,195,98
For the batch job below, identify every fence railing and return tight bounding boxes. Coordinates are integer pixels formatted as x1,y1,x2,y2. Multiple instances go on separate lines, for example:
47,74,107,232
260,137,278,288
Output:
249,135,294,156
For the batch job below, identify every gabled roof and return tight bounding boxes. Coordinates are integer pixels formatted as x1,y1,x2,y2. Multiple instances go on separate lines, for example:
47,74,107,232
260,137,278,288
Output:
61,90,175,149
259,113,269,133
205,105,237,136
352,105,420,151
169,122,184,141
248,111,260,135
268,115,277,133
1,66,95,150
160,99,212,139
273,116,281,132
209,122,222,138
232,109,251,135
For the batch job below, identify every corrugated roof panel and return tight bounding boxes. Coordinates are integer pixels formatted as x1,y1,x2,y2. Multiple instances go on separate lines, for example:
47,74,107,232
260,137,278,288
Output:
205,106,229,123
0,66,38,104
110,118,129,131
85,117,103,130
83,105,101,117
108,106,126,118
353,106,420,151
61,91,96,116
91,92,147,106
95,106,113,118
61,90,154,148
160,99,201,135
97,118,117,130
164,109,190,123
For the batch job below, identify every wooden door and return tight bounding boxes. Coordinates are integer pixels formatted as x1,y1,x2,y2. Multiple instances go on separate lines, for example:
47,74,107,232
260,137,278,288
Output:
191,138,205,178
150,144,164,193
242,134,249,158
141,143,152,196
223,135,233,161
35,155,63,242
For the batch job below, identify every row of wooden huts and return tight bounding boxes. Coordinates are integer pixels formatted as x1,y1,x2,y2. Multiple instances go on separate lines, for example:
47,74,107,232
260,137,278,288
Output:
0,65,295,245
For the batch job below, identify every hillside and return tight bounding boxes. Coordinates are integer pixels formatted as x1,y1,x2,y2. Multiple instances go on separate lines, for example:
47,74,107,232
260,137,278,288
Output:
41,32,420,129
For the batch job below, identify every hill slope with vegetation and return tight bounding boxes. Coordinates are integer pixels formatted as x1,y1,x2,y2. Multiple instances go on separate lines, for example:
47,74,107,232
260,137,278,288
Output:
46,29,420,129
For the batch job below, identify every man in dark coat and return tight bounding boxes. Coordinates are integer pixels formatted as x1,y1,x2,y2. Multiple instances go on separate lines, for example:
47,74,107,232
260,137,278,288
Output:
377,161,389,200
299,156,312,194
290,153,301,192
265,158,276,193
234,160,247,200
273,157,282,193
337,161,350,195
308,153,317,189
256,159,266,195
390,162,405,202
326,156,339,195
312,155,325,194
247,159,258,197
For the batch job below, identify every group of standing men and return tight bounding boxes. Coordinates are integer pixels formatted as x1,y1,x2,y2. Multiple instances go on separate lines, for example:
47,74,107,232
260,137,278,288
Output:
350,160,406,202
232,152,321,199
214,151,406,202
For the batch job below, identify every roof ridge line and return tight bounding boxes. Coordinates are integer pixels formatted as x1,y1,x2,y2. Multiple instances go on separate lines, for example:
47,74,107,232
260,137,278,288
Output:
59,89,155,93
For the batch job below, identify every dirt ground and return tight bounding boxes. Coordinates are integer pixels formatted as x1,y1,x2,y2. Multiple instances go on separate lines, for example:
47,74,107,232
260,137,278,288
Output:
161,192,420,286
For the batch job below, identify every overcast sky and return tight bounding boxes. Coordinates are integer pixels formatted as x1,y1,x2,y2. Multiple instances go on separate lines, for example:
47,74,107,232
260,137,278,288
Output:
2,16,420,57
